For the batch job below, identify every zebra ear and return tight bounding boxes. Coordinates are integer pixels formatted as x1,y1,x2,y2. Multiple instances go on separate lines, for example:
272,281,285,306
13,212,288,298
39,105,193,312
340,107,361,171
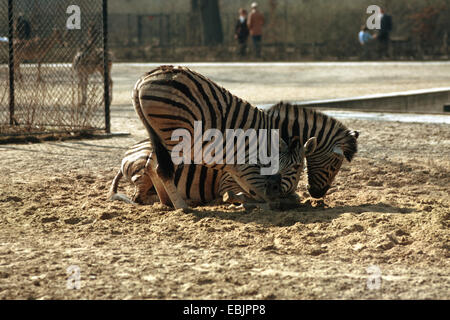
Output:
289,136,301,151
304,137,317,156
333,145,344,157
350,130,359,139
279,138,289,153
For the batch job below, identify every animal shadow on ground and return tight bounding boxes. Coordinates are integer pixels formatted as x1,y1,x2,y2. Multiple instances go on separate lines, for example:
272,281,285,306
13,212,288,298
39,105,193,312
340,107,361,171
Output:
186,201,415,227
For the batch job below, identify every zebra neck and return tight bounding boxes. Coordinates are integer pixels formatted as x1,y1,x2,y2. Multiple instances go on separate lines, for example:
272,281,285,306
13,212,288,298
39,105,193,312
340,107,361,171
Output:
300,108,346,159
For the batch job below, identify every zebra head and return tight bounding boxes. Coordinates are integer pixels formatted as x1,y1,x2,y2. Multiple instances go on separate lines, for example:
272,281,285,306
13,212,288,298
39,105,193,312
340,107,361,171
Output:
307,130,359,198
238,135,317,201
273,136,317,196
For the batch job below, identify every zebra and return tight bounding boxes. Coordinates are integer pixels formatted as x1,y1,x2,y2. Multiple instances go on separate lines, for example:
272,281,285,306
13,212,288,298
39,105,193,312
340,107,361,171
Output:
133,65,313,209
108,136,317,207
73,25,112,106
73,49,112,106
264,102,359,198
132,66,358,208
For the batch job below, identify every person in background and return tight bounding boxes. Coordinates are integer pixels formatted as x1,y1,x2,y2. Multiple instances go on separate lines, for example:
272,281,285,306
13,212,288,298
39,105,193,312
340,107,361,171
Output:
247,2,265,58
235,8,250,57
234,8,249,57
377,7,393,59
358,25,374,60
15,14,31,41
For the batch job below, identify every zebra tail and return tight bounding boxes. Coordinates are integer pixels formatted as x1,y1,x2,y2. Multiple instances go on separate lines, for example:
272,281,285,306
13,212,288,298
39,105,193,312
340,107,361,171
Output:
107,170,136,205
132,85,174,180
107,169,123,200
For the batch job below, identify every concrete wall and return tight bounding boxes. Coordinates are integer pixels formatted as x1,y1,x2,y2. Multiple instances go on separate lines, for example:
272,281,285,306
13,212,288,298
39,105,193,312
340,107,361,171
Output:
296,88,450,114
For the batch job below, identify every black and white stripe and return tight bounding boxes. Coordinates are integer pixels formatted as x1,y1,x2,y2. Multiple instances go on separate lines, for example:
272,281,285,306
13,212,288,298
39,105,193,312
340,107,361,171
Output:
265,102,359,198
132,65,307,205
109,137,315,206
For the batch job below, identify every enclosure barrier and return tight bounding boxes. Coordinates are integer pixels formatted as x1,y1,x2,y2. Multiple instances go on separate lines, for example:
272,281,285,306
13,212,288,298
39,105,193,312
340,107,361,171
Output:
0,0,110,137
286,87,450,114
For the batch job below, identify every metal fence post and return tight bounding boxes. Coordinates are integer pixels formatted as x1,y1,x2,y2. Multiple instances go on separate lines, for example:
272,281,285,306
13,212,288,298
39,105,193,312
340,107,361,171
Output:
103,0,110,133
7,0,14,126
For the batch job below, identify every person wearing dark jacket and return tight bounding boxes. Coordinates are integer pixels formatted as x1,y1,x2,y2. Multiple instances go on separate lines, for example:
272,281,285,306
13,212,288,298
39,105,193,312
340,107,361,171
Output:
378,7,393,58
15,15,31,40
235,8,249,57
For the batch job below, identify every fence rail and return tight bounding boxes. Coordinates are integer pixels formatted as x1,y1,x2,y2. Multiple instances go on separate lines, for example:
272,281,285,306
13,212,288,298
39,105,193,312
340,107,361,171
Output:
0,0,110,137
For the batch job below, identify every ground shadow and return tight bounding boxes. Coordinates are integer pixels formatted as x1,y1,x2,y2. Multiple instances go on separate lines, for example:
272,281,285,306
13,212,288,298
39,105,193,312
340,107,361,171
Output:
185,202,415,227
0,139,129,154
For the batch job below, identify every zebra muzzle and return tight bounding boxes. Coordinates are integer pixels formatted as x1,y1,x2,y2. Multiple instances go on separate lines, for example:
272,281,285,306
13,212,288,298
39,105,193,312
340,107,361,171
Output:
308,185,330,199
264,173,282,200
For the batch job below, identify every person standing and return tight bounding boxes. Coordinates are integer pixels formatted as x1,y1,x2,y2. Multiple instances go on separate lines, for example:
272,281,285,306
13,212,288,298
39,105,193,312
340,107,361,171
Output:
247,2,265,58
358,25,374,60
15,14,31,40
377,7,393,59
235,8,249,57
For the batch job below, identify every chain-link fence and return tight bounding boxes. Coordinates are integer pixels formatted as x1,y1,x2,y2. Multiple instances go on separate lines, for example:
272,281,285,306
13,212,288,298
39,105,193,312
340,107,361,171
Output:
0,0,110,137
107,1,450,62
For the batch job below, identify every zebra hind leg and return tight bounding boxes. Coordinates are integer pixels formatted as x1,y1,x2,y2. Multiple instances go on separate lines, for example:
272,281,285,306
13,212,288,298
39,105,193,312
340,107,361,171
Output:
145,155,189,209
132,84,187,209
145,131,188,209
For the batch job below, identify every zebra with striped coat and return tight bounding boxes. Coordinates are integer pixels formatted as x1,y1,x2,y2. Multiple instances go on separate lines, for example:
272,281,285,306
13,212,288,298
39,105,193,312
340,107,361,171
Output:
264,102,359,198
133,65,305,208
133,66,358,208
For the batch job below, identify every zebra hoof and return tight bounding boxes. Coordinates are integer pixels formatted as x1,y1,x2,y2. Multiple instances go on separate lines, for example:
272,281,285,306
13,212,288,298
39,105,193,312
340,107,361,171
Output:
223,191,241,204
223,191,233,203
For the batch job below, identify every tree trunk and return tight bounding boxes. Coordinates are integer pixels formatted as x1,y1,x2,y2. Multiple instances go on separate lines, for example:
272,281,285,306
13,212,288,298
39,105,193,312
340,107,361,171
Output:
196,0,223,46
189,0,202,46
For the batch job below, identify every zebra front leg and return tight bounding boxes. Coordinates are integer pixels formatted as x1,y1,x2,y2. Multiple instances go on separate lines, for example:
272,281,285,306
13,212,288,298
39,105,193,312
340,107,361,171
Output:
222,191,273,211
81,77,87,106
77,73,88,106
223,165,282,203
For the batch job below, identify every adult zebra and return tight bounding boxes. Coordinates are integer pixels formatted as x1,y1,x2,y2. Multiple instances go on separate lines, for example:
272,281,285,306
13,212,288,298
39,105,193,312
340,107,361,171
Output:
265,102,359,198
133,65,358,207
108,137,317,206
133,65,305,209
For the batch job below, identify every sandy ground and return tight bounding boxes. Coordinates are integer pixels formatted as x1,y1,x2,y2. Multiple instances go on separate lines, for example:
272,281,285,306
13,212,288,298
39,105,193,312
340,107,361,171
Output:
0,63,449,300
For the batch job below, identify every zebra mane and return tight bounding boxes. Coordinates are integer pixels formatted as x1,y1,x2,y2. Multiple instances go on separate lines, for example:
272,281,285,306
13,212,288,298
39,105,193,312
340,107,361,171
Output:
265,102,358,162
